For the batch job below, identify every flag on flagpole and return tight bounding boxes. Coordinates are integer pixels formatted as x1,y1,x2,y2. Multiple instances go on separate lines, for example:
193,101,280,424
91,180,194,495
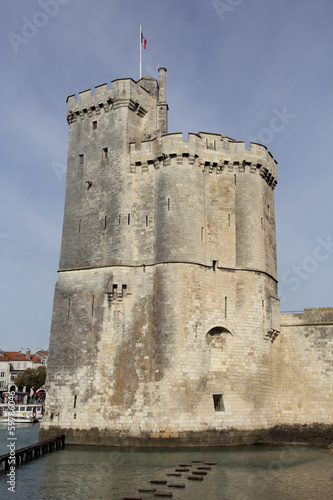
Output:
139,23,147,79
141,32,147,49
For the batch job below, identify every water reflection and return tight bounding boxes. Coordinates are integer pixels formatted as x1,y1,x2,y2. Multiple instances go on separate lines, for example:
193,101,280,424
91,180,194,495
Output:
0,435,332,500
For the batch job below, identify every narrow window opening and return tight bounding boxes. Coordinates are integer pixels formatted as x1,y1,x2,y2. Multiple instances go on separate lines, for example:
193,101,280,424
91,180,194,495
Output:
104,216,107,230
261,217,264,229
92,295,95,316
262,300,265,307
228,214,231,227
167,198,170,211
78,219,81,234
212,260,217,272
118,214,121,225
128,214,131,225
79,154,84,165
93,121,97,130
143,265,146,273
67,298,71,319
234,174,237,185
122,284,127,296
213,394,225,412
268,204,270,214
103,147,108,159
74,395,77,409
112,284,118,295
201,227,204,242
225,297,228,318
146,215,149,227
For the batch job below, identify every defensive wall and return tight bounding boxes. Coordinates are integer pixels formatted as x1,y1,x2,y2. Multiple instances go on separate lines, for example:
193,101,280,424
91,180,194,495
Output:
40,69,332,447
274,308,333,426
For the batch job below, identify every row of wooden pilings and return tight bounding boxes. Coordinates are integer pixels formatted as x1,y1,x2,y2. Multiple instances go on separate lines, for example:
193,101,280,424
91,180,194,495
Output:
0,435,65,471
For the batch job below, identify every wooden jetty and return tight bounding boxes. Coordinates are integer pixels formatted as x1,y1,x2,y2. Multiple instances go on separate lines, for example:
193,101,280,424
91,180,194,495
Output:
0,435,65,471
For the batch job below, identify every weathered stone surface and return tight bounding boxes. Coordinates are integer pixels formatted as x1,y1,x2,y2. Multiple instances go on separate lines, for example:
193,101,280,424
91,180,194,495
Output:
40,69,332,447
274,309,333,427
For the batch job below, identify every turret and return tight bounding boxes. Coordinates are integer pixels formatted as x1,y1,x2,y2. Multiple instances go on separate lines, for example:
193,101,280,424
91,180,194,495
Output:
158,67,168,134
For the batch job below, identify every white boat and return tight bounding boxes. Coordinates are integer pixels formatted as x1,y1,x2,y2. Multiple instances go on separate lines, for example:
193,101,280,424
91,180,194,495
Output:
0,403,43,423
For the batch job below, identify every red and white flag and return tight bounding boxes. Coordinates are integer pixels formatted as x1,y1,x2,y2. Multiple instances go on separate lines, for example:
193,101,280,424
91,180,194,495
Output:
140,23,147,79
141,32,147,49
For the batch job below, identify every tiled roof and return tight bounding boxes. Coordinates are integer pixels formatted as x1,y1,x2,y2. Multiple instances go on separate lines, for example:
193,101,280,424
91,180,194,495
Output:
4,352,27,361
35,350,48,357
2,352,43,364
30,354,42,363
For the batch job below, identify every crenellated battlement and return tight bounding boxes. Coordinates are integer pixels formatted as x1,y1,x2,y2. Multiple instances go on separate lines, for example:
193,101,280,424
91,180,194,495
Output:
66,77,156,124
129,131,278,188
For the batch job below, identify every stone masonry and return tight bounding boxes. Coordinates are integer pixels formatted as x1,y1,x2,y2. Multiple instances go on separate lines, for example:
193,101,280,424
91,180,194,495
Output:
40,69,332,446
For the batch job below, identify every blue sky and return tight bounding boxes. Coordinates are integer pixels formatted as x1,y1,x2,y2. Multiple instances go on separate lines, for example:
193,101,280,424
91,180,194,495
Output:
1,0,332,351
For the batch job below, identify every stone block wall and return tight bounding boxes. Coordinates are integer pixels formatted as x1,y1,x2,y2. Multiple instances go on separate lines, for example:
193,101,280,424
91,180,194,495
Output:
43,264,279,441
41,69,307,446
273,308,333,425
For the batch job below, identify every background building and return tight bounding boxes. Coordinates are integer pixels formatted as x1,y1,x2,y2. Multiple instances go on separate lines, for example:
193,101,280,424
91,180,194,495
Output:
0,349,47,398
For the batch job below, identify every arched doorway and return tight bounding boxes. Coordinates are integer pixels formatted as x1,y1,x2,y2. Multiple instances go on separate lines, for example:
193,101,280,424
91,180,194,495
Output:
206,326,232,348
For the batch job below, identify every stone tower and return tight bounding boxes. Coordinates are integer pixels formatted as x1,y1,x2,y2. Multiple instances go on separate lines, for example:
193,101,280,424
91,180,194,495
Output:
41,69,281,445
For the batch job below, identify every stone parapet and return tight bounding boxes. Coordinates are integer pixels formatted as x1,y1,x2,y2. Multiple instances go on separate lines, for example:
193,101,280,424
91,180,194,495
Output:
66,78,152,124
281,307,333,325
129,132,277,188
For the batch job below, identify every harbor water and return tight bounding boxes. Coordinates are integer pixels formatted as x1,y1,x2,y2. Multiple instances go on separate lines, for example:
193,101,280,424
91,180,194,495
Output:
0,424,332,499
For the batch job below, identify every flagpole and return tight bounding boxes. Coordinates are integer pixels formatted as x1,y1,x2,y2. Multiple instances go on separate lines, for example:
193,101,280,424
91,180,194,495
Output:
140,22,142,79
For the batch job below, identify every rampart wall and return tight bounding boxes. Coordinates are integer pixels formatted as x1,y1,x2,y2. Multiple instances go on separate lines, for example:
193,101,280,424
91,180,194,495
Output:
273,308,333,425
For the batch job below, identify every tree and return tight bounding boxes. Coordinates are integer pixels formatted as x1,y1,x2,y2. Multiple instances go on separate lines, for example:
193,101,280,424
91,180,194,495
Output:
32,366,46,391
14,366,46,393
14,372,26,391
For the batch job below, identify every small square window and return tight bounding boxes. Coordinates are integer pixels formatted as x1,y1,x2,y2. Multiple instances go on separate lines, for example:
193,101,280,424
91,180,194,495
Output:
213,394,225,412
93,121,97,130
